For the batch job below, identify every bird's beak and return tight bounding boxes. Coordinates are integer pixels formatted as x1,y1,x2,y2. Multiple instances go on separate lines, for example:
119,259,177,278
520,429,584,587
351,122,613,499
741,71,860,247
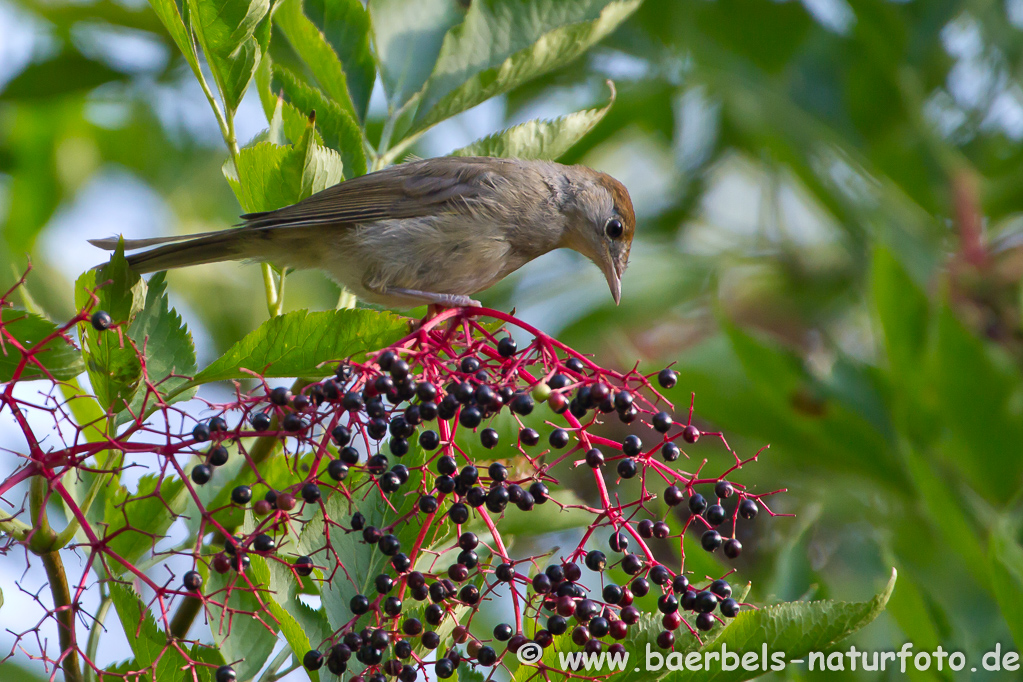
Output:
602,252,622,305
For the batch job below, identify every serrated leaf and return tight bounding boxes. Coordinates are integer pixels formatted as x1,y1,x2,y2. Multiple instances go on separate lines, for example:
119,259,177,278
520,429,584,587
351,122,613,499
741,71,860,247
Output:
225,141,293,213
412,0,642,133
108,584,196,680
122,272,198,422
274,64,367,177
458,664,486,682
315,445,428,633
187,0,269,111
451,83,615,160
368,0,466,110
225,119,344,214
104,474,190,576
207,555,278,680
266,555,332,646
251,556,323,682
146,0,201,73
188,308,406,386
674,569,897,682
989,516,1023,649
274,0,361,123
74,244,148,412
0,308,84,382
303,0,375,120
189,643,226,682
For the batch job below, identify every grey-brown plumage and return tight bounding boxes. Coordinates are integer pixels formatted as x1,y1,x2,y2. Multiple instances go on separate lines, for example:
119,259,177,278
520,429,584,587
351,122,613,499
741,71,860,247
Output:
89,157,635,309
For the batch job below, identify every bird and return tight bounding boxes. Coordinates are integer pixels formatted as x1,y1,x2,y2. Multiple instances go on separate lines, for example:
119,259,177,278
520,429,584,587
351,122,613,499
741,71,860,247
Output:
89,156,635,309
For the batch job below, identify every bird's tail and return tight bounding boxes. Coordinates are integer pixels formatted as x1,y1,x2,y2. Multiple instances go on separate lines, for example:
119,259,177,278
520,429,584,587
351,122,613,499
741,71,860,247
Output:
88,228,259,274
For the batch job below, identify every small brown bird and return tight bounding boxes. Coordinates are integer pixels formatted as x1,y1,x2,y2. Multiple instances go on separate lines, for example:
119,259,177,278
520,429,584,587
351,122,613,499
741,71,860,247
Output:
90,157,635,308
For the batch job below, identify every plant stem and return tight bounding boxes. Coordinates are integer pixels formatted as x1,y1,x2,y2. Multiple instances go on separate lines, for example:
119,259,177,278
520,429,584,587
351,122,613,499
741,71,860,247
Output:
168,376,308,640
169,595,203,640
224,107,241,164
257,645,294,682
378,131,425,169
53,468,105,549
0,514,33,541
261,264,280,317
28,471,58,554
42,549,83,682
196,75,230,143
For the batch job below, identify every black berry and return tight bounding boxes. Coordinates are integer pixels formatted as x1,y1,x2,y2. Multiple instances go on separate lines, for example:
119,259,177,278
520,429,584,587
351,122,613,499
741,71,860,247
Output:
182,570,202,591
190,464,212,485
90,310,112,331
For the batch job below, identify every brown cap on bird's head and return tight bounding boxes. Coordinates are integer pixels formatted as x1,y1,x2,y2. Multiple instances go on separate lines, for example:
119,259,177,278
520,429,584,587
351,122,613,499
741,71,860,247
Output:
556,164,637,304
596,172,636,243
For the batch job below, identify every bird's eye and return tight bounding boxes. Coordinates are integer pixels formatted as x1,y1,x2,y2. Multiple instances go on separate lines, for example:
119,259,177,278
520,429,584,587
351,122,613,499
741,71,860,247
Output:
605,218,624,239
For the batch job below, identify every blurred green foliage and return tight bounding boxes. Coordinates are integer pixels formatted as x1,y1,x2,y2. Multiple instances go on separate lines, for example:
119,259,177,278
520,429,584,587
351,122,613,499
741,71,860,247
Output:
5,0,1023,679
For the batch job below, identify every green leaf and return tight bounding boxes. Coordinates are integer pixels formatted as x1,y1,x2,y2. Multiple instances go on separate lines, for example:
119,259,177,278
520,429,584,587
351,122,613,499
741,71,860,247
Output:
264,555,332,650
187,0,269,111
225,141,293,213
451,82,615,159
206,563,278,680
257,54,330,149
314,445,429,635
458,664,486,682
412,0,642,133
989,516,1023,649
670,569,896,682
368,0,466,110
108,584,196,680
303,0,375,120
224,122,344,214
881,560,942,654
104,474,190,576
74,244,148,412
123,272,198,420
0,309,84,382
274,0,361,123
146,0,201,73
251,556,323,682
0,660,47,682
274,64,367,177
189,643,226,682
930,308,1023,503
903,447,991,591
189,308,406,385
871,247,929,377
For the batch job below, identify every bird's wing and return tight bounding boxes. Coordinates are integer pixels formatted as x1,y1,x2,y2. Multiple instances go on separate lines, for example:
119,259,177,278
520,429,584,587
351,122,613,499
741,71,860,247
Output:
240,157,517,229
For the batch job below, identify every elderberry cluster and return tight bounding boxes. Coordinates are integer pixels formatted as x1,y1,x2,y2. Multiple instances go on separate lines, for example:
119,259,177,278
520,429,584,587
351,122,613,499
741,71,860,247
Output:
2,299,784,682
167,309,782,681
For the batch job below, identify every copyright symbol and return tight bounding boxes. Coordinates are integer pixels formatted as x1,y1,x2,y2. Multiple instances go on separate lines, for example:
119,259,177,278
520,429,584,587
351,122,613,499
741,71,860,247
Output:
516,641,543,665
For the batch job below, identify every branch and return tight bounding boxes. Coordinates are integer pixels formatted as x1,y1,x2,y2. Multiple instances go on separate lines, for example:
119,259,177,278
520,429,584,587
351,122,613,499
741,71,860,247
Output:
42,550,83,682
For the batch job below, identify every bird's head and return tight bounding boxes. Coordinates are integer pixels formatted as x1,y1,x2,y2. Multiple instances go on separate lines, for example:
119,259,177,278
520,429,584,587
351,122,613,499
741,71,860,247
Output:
559,168,635,305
